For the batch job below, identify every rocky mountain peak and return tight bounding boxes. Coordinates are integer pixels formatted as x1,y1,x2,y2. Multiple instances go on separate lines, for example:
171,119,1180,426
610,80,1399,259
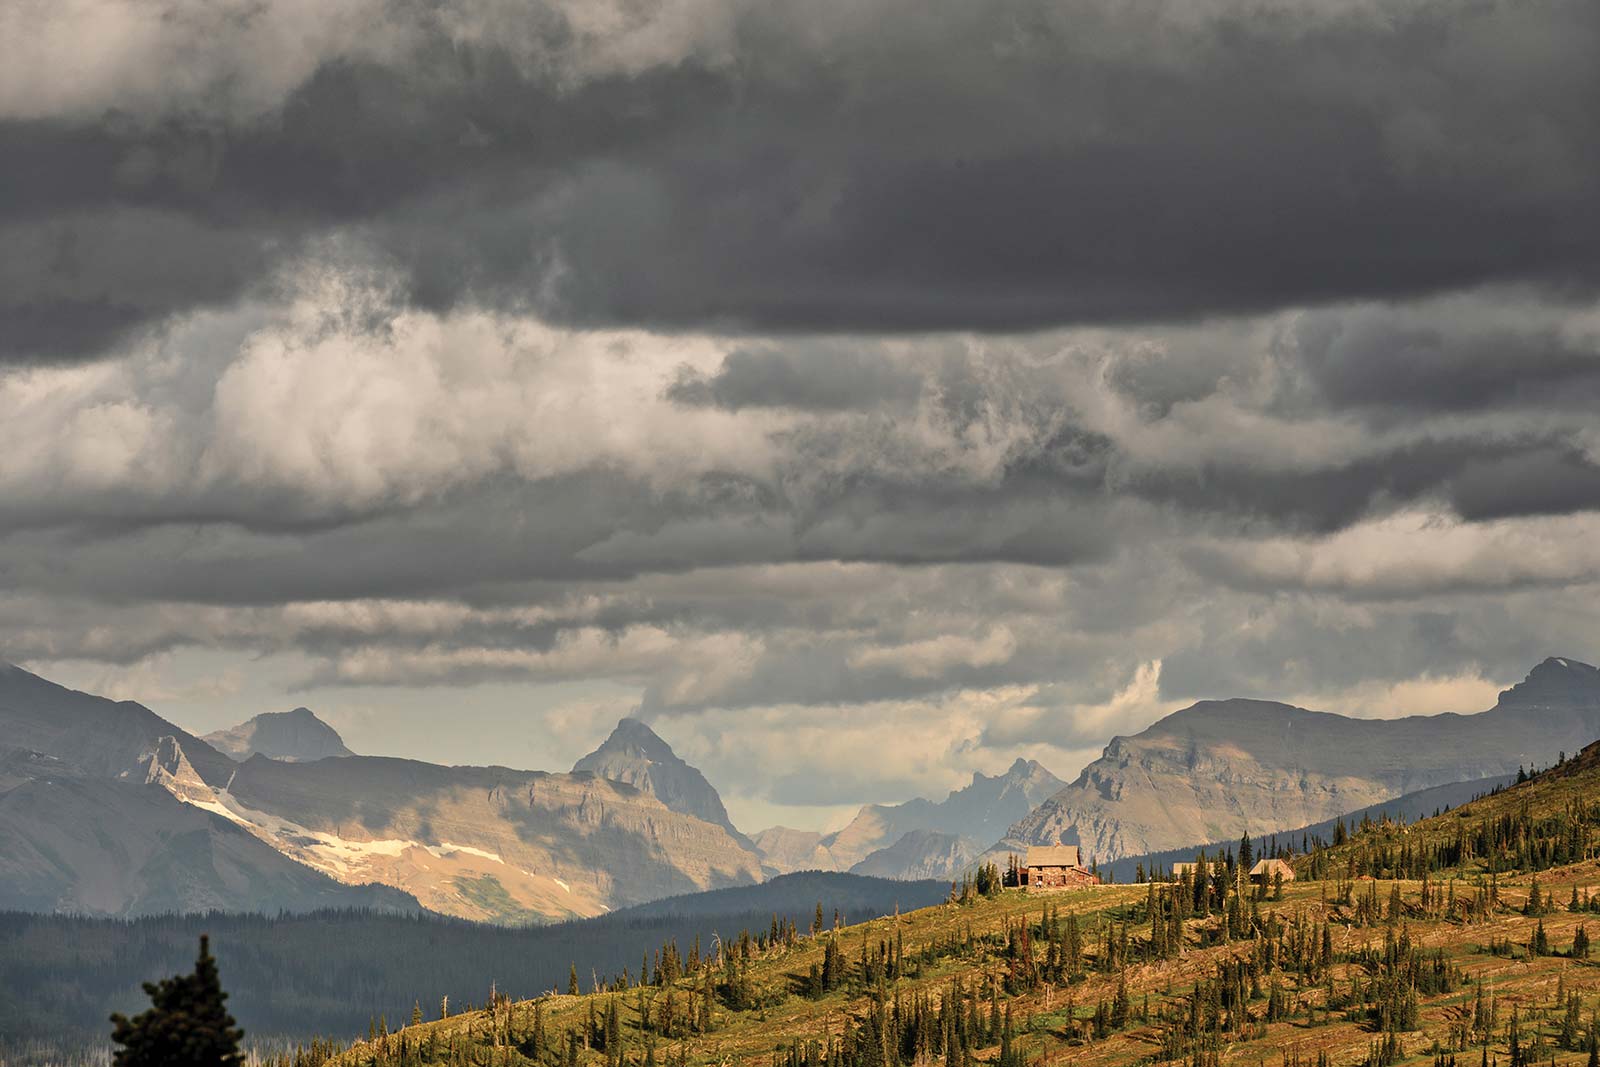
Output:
573,717,748,845
131,736,217,807
1499,657,1600,704
602,717,676,756
203,707,354,763
1504,655,1593,687
977,757,1035,785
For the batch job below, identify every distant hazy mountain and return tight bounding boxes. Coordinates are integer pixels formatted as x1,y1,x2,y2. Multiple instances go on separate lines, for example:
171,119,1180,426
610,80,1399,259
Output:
750,826,835,873
848,829,981,881
0,664,763,923
756,757,1065,878
573,718,751,846
1001,656,1600,865
203,707,354,762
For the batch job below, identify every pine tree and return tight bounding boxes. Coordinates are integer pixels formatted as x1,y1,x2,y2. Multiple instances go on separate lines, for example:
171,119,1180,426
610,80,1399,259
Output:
1111,973,1130,1029
109,935,245,1067
570,963,581,996
1531,920,1550,957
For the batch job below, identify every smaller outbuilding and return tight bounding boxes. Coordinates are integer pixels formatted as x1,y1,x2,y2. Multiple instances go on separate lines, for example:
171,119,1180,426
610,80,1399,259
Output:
1249,858,1296,886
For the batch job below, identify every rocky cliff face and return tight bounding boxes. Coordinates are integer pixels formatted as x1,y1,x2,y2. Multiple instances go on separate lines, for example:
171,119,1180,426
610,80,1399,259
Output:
1002,657,1600,864
203,707,354,762
572,718,751,847
215,753,764,921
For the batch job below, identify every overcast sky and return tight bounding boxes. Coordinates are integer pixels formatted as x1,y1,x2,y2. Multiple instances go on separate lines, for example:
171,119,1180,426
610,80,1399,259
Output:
5,0,1600,832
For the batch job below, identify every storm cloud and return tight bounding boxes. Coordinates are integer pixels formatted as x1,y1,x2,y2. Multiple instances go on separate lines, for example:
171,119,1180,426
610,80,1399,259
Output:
5,0,1600,825
7,0,1600,362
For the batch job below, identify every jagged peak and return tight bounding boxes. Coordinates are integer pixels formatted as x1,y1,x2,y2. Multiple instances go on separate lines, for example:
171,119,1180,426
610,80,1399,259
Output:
133,735,211,797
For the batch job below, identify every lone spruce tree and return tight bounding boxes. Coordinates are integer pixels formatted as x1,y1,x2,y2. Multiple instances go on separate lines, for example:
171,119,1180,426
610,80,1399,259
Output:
110,935,244,1067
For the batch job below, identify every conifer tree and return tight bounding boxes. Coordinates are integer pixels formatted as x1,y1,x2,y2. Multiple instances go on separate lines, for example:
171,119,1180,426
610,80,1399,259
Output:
1111,973,1131,1029
109,935,244,1067
1531,920,1550,957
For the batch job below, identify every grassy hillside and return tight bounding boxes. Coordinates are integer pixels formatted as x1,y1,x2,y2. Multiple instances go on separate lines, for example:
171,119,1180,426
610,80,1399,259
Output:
1301,739,1600,882
273,743,1600,1067
301,873,1600,1067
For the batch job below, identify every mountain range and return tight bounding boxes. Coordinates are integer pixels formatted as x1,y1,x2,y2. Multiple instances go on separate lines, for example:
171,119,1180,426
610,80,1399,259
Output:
752,757,1067,878
3,655,1599,923
0,665,418,917
994,656,1600,864
0,663,761,921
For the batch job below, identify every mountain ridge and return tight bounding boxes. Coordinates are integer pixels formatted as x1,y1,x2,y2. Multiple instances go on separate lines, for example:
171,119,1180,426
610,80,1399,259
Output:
1000,655,1600,865
756,756,1065,878
0,665,763,923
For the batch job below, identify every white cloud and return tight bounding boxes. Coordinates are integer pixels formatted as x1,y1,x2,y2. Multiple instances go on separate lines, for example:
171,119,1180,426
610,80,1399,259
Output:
0,0,406,121
1288,671,1507,720
1190,509,1600,597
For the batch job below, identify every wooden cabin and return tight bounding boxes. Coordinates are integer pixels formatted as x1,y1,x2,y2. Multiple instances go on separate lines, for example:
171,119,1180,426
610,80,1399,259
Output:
1249,858,1295,886
1022,845,1100,890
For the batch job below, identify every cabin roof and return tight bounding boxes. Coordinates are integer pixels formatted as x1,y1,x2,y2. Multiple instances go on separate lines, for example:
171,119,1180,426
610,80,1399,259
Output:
1024,845,1082,869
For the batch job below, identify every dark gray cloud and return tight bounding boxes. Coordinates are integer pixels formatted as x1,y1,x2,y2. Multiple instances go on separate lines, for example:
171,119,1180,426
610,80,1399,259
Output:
666,343,923,412
7,0,1600,361
1291,306,1600,415
8,0,1600,815
1449,449,1600,520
